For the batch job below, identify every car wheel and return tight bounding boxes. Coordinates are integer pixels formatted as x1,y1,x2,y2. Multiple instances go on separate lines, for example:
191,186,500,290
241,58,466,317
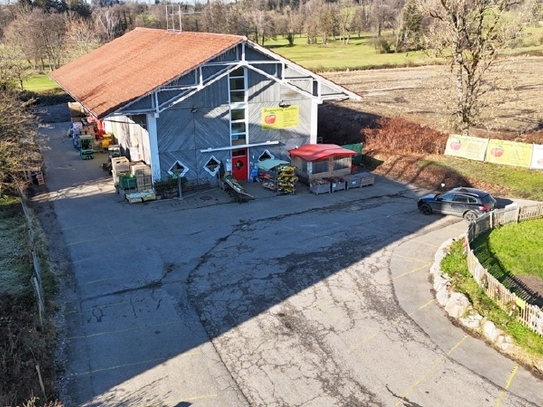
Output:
419,203,433,215
463,210,478,222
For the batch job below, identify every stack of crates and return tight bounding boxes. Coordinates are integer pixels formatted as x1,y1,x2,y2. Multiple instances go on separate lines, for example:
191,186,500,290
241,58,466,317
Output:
111,156,130,187
130,162,152,192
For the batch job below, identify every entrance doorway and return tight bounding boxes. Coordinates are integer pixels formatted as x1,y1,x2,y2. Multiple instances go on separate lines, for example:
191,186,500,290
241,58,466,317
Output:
231,148,248,181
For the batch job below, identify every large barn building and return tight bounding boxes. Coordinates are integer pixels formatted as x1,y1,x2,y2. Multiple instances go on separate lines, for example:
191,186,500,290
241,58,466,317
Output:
50,27,359,184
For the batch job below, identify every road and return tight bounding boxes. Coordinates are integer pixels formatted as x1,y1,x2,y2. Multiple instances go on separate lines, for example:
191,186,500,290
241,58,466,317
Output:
32,122,543,407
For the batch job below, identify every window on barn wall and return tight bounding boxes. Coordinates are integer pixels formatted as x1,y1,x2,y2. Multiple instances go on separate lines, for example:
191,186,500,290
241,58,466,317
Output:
204,156,221,176
312,160,329,174
333,157,350,171
168,161,189,178
259,150,274,161
131,115,147,129
229,67,247,146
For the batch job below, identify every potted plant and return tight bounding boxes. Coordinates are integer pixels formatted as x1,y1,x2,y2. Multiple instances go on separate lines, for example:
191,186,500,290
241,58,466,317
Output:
153,177,179,199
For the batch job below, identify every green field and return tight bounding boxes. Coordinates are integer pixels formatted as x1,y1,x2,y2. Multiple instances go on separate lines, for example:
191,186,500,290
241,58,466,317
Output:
23,75,61,92
473,218,543,280
24,25,543,92
418,156,543,201
266,35,439,71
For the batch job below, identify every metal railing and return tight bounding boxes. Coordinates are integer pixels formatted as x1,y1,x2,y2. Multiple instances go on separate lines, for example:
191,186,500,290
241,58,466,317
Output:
464,203,543,335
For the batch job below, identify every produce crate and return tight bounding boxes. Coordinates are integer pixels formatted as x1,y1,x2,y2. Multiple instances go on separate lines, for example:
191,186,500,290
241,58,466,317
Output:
344,174,362,189
118,174,137,190
344,172,375,189
326,177,346,192
112,156,129,173
310,180,331,195
331,181,346,192
131,162,151,177
358,172,375,187
112,169,128,186
137,176,153,192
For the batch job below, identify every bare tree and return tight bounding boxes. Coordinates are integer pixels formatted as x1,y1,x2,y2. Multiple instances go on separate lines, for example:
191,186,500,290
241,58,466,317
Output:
3,10,66,72
338,0,356,44
93,6,121,42
371,0,400,37
64,17,101,61
200,0,230,34
0,89,40,195
0,41,34,90
422,0,528,134
29,10,67,70
275,5,301,45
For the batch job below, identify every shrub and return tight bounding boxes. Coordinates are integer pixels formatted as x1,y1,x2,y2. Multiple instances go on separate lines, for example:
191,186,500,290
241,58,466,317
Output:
361,117,449,154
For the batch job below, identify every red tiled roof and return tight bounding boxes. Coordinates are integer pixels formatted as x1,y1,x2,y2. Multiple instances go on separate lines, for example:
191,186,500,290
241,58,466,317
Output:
49,28,245,119
288,144,357,161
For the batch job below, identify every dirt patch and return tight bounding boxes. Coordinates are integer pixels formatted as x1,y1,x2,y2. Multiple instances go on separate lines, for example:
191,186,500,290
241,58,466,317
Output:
321,56,543,140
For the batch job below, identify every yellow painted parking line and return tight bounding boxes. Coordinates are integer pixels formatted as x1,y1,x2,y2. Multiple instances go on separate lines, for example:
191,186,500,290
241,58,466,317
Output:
391,252,430,264
395,334,469,406
410,240,441,248
392,262,432,280
67,321,178,340
349,299,435,352
495,364,519,407
71,351,202,377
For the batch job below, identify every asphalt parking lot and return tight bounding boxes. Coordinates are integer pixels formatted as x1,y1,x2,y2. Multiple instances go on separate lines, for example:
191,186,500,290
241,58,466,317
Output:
33,122,543,407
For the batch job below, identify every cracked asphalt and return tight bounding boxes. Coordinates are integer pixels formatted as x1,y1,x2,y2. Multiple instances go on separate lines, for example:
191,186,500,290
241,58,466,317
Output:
33,123,543,407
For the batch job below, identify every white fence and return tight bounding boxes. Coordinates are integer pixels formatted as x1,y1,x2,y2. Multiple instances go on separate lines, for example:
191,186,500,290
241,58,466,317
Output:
20,196,45,327
465,203,543,336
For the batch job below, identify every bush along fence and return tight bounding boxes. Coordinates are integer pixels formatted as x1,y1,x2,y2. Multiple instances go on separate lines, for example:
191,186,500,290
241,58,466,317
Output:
19,195,46,328
464,203,543,336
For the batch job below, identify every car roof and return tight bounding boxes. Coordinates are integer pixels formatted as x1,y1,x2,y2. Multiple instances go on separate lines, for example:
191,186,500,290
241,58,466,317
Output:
450,187,491,198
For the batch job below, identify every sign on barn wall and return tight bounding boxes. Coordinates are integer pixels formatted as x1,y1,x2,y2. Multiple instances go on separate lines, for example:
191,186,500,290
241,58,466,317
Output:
261,105,299,130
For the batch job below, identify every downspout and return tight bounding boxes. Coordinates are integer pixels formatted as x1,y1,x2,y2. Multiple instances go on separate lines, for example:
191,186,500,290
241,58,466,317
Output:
310,100,318,144
310,79,322,144
147,113,161,184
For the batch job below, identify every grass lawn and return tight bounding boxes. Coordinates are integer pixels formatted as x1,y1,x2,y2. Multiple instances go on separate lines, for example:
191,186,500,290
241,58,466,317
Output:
22,75,61,93
266,35,440,71
417,156,543,201
472,218,543,280
441,239,543,360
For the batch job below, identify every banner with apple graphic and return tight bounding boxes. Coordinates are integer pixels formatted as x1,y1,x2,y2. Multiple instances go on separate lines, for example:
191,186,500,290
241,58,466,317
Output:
530,144,543,170
485,139,532,168
444,134,488,161
262,105,299,130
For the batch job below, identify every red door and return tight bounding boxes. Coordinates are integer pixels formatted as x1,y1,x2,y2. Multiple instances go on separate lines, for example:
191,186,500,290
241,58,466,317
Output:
231,148,248,181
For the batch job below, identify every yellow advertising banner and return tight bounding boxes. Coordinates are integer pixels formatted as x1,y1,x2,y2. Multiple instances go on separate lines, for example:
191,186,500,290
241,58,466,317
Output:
531,144,543,170
444,135,489,161
262,105,299,130
485,139,533,168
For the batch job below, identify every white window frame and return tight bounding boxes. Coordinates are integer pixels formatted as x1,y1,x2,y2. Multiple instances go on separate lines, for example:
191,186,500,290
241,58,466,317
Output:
204,156,221,177
229,67,248,146
168,160,189,177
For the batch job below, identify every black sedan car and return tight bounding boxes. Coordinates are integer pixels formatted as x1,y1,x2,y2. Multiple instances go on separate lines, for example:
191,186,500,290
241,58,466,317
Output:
417,187,497,222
